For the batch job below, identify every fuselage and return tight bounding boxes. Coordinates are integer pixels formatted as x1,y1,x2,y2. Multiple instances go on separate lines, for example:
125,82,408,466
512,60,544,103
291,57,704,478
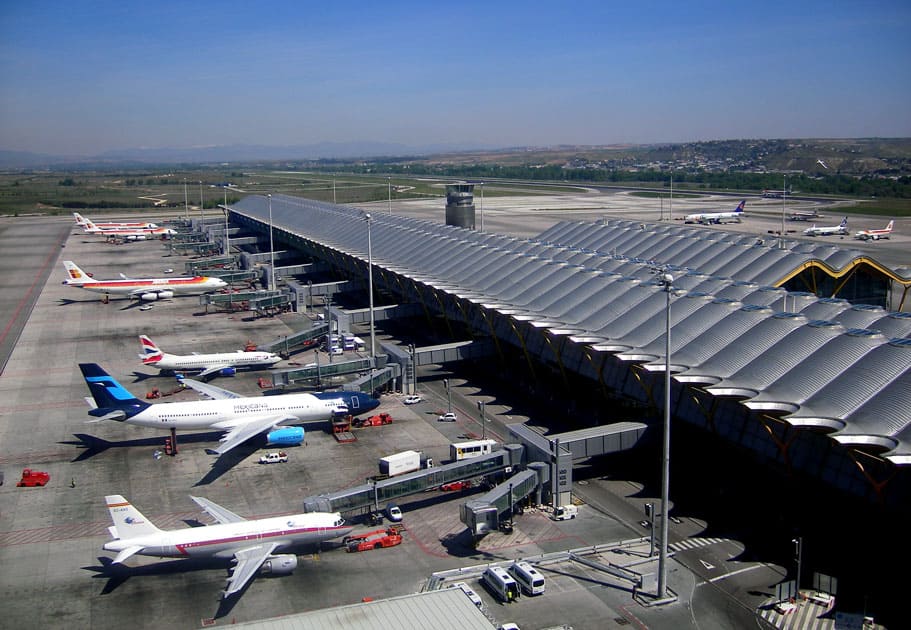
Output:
152,351,281,372
69,276,227,295
127,393,351,430
104,512,352,559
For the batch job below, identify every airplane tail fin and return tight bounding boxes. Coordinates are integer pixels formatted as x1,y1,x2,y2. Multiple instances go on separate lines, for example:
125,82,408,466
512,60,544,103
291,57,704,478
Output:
840,217,848,227
105,495,162,539
63,261,98,285
79,363,150,419
886,220,894,231
73,212,87,225
139,335,164,365
735,200,745,212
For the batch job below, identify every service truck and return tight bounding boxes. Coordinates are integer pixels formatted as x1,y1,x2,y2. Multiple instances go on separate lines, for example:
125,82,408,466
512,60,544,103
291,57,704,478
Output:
378,450,433,477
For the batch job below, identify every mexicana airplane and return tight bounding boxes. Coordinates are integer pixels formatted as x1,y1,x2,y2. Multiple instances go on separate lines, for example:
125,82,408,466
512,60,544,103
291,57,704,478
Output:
139,334,282,379
79,363,379,454
684,200,746,224
803,216,848,237
62,261,227,301
103,494,353,598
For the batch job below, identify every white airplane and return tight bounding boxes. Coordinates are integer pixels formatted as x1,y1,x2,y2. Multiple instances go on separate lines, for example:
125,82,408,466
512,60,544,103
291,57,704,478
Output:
854,220,894,241
79,363,379,454
103,494,353,598
684,200,746,224
62,261,227,301
803,216,848,237
139,334,282,379
78,216,175,239
73,212,158,230
788,209,820,222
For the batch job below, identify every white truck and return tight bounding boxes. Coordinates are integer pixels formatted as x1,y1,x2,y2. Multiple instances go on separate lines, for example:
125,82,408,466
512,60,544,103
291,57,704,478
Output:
378,450,433,477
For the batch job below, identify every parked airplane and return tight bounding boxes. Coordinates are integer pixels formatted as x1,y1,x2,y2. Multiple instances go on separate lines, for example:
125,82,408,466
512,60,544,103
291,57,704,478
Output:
803,217,848,237
139,334,282,379
103,494,352,598
854,220,894,241
684,200,746,224
79,363,379,454
62,261,227,300
78,217,176,239
73,212,158,230
788,209,820,222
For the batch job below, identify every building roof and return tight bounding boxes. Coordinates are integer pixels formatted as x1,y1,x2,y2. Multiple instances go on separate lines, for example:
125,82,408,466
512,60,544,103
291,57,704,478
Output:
232,195,911,466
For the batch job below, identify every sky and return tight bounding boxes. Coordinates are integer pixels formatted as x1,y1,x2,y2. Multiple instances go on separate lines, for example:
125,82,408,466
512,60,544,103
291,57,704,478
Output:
1,0,910,156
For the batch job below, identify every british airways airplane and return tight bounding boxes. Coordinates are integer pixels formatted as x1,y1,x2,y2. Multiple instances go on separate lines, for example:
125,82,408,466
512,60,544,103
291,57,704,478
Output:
80,363,379,454
684,200,746,225
102,494,352,598
138,334,282,379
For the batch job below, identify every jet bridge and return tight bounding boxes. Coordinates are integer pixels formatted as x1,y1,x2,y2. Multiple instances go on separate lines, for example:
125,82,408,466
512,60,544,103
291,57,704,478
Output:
460,463,549,537
301,445,523,515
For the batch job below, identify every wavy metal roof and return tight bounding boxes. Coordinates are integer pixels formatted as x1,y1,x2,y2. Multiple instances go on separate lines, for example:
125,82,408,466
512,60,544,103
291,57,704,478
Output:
233,195,911,465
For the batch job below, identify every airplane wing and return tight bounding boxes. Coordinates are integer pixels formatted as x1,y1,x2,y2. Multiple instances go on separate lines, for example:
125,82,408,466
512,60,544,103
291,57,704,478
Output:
195,364,231,379
112,545,144,564
208,414,292,455
225,543,279,597
180,378,244,400
190,495,247,524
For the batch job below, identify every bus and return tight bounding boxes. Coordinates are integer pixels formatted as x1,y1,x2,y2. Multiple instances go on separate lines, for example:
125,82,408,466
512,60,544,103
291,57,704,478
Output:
450,439,497,461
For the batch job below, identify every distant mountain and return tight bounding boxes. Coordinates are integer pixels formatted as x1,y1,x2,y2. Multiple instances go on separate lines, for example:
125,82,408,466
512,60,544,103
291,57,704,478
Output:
0,142,497,169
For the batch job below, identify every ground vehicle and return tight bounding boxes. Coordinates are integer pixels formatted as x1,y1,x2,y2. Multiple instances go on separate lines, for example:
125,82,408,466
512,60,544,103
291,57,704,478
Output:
447,581,483,608
16,469,50,487
481,566,520,603
450,439,497,461
354,412,392,427
345,527,402,552
508,561,546,595
553,504,578,520
403,394,422,404
438,412,457,422
378,450,432,476
385,503,403,522
258,451,288,464
440,479,472,491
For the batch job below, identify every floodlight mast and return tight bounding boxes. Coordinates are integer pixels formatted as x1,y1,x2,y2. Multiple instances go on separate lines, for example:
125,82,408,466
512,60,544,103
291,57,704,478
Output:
657,271,674,599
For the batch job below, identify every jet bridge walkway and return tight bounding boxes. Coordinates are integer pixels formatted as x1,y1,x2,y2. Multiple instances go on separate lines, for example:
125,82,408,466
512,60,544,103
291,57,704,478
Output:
301,445,524,516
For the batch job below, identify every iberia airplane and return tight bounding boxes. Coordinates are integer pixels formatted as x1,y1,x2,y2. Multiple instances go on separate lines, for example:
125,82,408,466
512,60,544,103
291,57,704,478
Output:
62,260,226,301
854,220,894,241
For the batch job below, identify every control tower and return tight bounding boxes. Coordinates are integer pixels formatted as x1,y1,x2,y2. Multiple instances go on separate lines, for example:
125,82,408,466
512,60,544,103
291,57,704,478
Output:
445,182,475,229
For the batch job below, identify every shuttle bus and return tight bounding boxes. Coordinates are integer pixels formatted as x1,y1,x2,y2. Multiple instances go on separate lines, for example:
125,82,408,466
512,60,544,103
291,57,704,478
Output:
450,439,497,461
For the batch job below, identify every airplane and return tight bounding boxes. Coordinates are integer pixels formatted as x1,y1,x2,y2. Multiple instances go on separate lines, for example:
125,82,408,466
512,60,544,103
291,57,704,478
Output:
79,363,379,455
788,209,820,222
62,261,227,301
102,494,353,598
803,216,848,237
854,220,894,241
73,212,158,230
139,334,282,379
684,200,746,225
78,217,176,239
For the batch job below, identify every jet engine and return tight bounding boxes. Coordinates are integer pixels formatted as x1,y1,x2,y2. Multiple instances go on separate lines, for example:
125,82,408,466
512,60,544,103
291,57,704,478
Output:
266,426,304,446
139,293,160,301
259,554,298,575
157,290,174,299
219,367,237,377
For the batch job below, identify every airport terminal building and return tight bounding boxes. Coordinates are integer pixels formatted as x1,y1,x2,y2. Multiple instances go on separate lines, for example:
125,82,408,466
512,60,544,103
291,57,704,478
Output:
223,194,911,514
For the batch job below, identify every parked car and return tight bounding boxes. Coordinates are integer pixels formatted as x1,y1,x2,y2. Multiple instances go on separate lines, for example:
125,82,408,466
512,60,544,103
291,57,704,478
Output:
438,412,457,422
385,503,403,522
259,451,288,464
440,479,472,492
403,394,422,405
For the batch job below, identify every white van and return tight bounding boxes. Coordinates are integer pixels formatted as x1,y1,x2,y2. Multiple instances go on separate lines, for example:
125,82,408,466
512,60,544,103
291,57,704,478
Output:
507,561,545,596
481,566,520,603
553,504,578,520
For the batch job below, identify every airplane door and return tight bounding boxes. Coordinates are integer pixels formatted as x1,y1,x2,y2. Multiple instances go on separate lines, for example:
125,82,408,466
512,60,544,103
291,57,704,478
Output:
350,395,360,412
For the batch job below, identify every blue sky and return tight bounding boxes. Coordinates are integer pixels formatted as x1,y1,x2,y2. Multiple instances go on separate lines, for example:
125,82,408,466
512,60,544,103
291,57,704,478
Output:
1,1,909,155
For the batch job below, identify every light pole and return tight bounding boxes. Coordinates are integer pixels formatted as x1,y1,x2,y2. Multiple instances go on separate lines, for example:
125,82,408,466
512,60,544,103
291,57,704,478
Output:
780,175,788,249
386,177,392,214
183,178,189,222
793,537,803,598
479,181,484,232
363,212,376,363
198,180,204,228
268,194,275,292
657,271,674,599
223,186,229,256
444,378,451,413
478,401,486,440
